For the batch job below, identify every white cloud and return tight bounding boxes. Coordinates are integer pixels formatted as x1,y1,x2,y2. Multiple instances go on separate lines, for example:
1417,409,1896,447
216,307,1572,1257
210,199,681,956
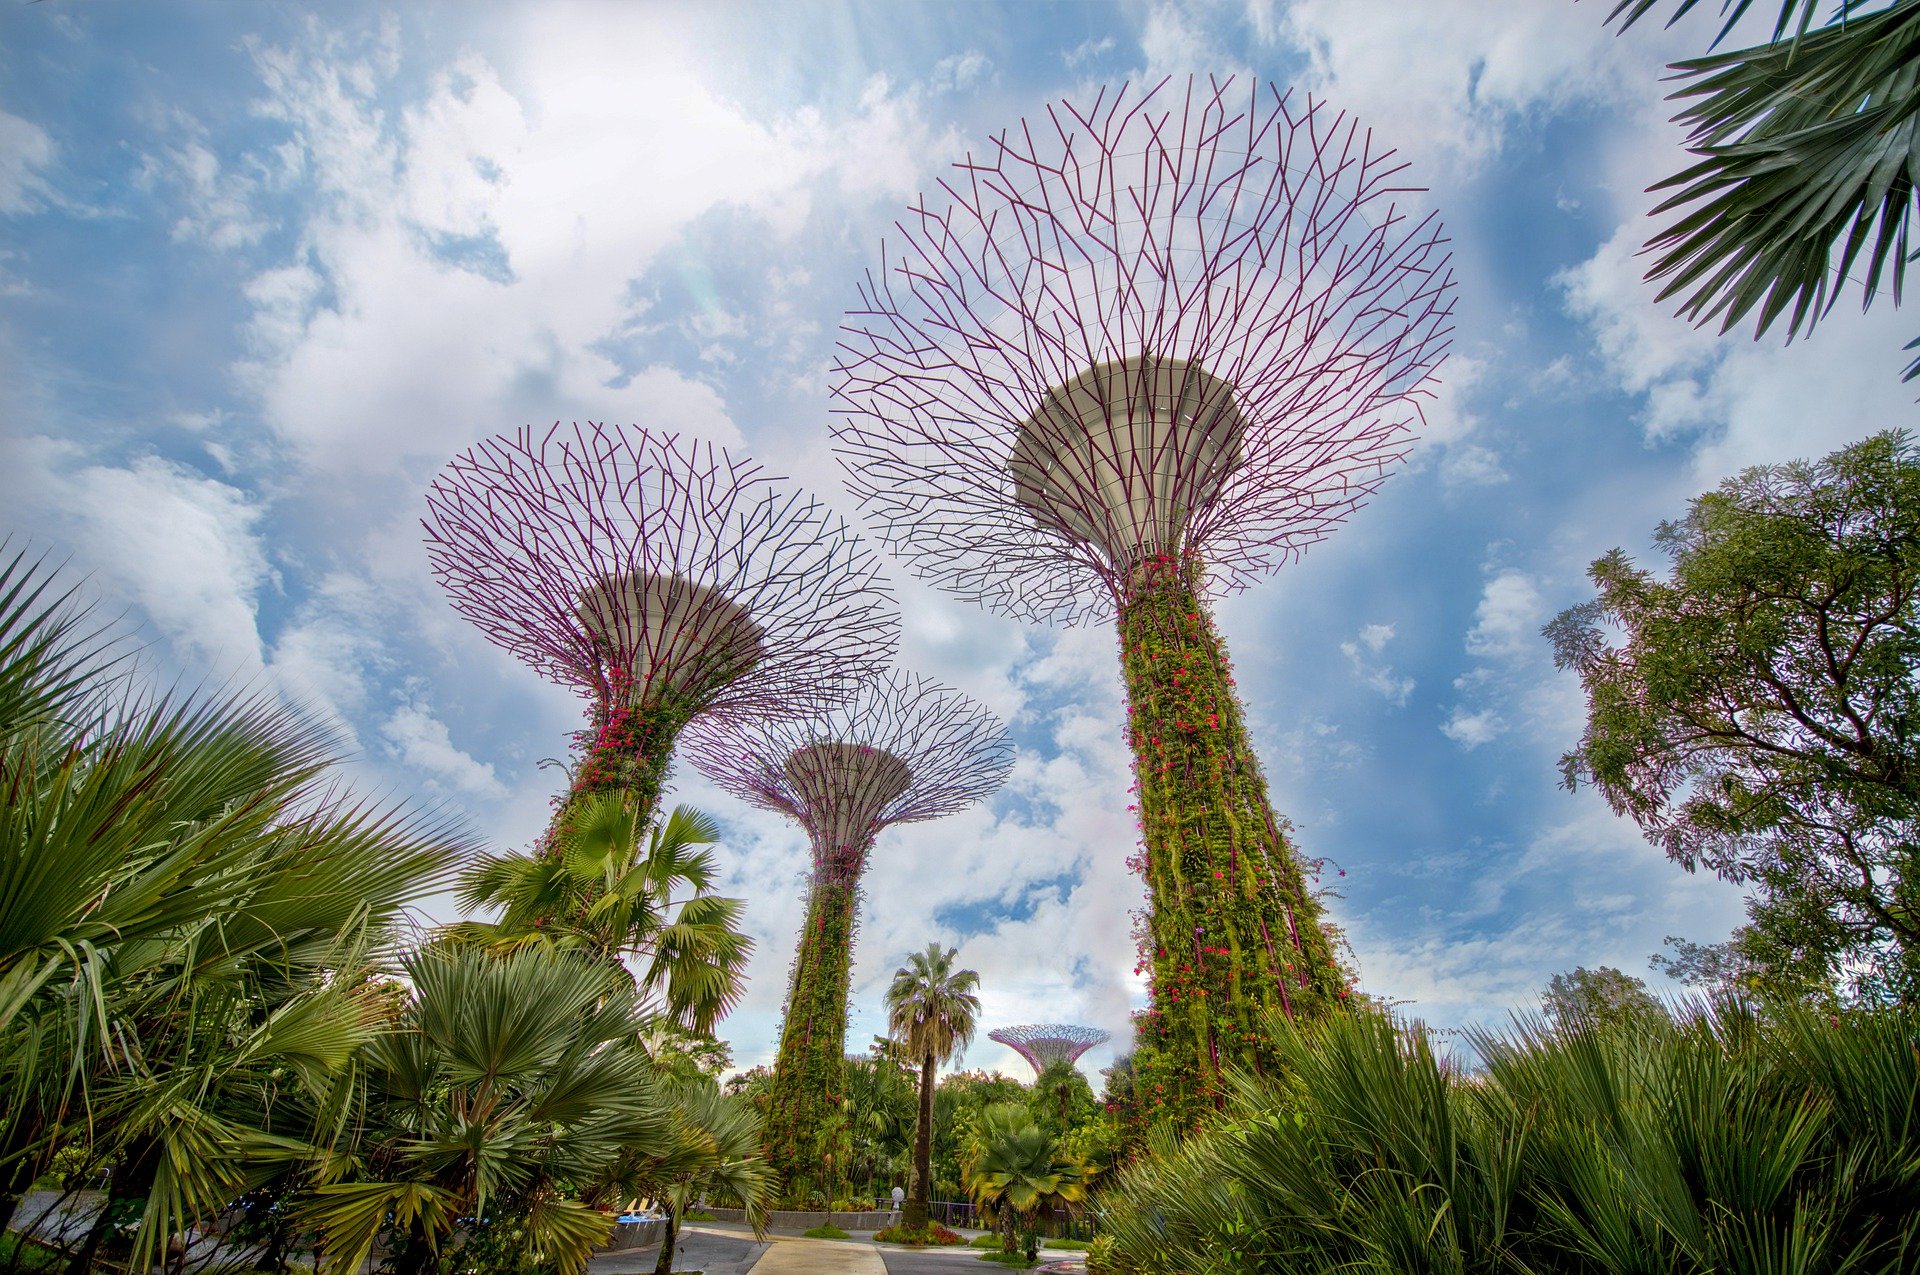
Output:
1441,706,1504,749
1341,622,1414,706
0,109,55,214
1465,569,1545,661
56,455,273,679
382,699,504,797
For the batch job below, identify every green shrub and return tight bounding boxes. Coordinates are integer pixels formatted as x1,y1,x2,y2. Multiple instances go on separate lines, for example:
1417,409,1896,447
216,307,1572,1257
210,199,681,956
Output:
975,1253,1036,1268
802,1225,850,1239
682,1209,717,1222
875,1223,965,1246
1101,1001,1920,1273
1044,1237,1091,1250
1083,1234,1117,1273
971,1234,1005,1249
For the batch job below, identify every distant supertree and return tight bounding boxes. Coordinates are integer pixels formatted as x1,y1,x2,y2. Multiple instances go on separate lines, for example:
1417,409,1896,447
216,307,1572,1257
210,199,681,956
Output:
989,1024,1111,1077
833,78,1456,1115
424,424,899,837
685,670,1013,1203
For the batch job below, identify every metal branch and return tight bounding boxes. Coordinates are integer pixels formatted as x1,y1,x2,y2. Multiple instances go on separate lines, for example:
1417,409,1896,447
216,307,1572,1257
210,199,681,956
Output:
423,423,899,720
832,77,1458,626
989,1023,1112,1075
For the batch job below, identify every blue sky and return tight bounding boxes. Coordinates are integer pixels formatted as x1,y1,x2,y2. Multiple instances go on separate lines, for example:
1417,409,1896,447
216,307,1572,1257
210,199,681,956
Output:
5,0,1916,1079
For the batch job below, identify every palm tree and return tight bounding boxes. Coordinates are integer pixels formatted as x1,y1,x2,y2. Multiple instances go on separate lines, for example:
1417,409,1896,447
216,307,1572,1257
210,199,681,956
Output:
456,796,753,1033
1604,0,1920,379
0,550,466,1269
962,1104,1092,1254
601,1078,771,1275
301,946,671,1275
884,943,980,1233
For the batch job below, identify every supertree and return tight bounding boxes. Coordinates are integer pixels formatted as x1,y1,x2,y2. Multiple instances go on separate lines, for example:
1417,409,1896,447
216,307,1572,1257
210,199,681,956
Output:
989,1024,1111,1077
684,670,1013,1203
423,423,899,840
832,77,1456,1117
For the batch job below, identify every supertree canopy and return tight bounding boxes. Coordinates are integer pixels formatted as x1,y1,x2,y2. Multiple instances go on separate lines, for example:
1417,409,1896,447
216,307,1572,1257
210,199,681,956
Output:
685,670,1013,1203
423,423,899,837
989,1024,1111,1077
832,77,1456,1118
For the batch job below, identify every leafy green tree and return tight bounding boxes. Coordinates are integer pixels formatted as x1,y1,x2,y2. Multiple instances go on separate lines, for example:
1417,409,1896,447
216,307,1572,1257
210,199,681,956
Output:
884,944,980,1233
1029,1059,1098,1140
456,797,752,1033
302,946,669,1275
844,1053,915,1196
0,551,464,1270
1550,431,1920,1001
961,1104,1091,1254
929,1070,1030,1200
1542,965,1669,1033
1602,0,1920,379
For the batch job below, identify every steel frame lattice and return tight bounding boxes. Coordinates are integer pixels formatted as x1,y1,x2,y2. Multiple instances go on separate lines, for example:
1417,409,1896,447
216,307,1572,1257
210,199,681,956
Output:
828,76,1458,1117
424,423,897,718
832,76,1456,626
685,669,1012,1202
989,1024,1111,1076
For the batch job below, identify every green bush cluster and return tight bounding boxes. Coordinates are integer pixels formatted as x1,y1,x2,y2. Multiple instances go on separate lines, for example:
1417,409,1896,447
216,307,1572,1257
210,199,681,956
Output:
1099,1002,1918,1273
1117,554,1351,1122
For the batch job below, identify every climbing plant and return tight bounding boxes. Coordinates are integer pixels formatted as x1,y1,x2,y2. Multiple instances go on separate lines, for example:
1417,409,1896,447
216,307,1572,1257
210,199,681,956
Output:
761,872,861,1204
1118,554,1352,1121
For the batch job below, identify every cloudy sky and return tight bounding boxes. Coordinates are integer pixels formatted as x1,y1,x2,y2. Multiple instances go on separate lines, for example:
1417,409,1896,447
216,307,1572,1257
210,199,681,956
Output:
5,0,1914,1079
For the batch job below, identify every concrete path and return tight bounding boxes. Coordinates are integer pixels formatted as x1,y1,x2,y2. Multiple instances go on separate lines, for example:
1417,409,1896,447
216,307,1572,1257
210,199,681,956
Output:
590,1224,768,1275
746,1231,889,1274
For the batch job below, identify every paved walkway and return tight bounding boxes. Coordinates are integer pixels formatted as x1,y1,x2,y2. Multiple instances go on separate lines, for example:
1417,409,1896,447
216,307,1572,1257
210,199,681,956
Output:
590,1224,768,1275
746,1231,889,1274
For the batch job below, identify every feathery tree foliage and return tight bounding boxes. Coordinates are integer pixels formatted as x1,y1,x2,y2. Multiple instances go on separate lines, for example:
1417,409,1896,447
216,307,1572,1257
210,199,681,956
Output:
961,1103,1094,1256
1542,964,1670,1034
0,550,467,1273
1550,431,1920,1001
885,944,980,1235
1602,0,1920,378
455,797,752,1033
1099,1002,1919,1273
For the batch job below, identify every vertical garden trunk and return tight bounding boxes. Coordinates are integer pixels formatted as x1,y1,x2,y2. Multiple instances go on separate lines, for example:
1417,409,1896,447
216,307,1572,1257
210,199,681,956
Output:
762,839,868,1204
1118,554,1351,1120
906,1053,934,1234
542,675,696,855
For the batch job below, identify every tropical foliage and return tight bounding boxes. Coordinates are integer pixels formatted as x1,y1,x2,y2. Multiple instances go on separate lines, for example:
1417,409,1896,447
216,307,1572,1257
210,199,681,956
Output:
1602,0,1920,379
0,552,767,1274
456,796,752,1032
885,943,980,1234
0,550,466,1273
1550,431,1920,1002
1099,1000,1919,1273
1119,552,1351,1123
960,1103,1093,1254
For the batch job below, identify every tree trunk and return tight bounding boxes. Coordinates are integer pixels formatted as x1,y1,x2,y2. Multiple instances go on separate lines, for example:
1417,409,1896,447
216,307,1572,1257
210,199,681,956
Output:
650,1205,678,1275
66,1136,161,1275
904,1052,934,1233
1119,554,1351,1122
390,1216,438,1275
0,1153,38,1238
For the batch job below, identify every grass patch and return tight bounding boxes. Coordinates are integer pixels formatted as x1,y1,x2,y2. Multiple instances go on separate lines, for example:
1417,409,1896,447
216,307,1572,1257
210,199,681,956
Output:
976,1253,1037,1268
682,1209,717,1222
875,1223,965,1246
802,1224,850,1239
971,1233,1005,1249
1045,1237,1091,1250
0,1233,62,1274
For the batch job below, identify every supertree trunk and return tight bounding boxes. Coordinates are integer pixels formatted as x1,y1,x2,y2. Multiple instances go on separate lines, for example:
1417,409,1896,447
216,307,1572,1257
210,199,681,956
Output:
545,672,694,851
761,842,865,1204
1119,554,1349,1117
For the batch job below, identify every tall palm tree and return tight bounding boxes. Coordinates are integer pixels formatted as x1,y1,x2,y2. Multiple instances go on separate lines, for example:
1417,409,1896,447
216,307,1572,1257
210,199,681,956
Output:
884,943,980,1233
455,796,753,1033
613,1079,772,1275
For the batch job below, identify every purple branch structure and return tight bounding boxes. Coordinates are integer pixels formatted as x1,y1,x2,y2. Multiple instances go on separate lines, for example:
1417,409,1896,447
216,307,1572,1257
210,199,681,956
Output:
423,423,899,838
989,1024,1111,1077
685,669,1013,1203
830,77,1456,1114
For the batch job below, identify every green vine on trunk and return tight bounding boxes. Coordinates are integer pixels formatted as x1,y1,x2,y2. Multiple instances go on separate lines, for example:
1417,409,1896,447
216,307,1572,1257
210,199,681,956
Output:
1117,553,1353,1124
763,840,869,1204
539,665,697,858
